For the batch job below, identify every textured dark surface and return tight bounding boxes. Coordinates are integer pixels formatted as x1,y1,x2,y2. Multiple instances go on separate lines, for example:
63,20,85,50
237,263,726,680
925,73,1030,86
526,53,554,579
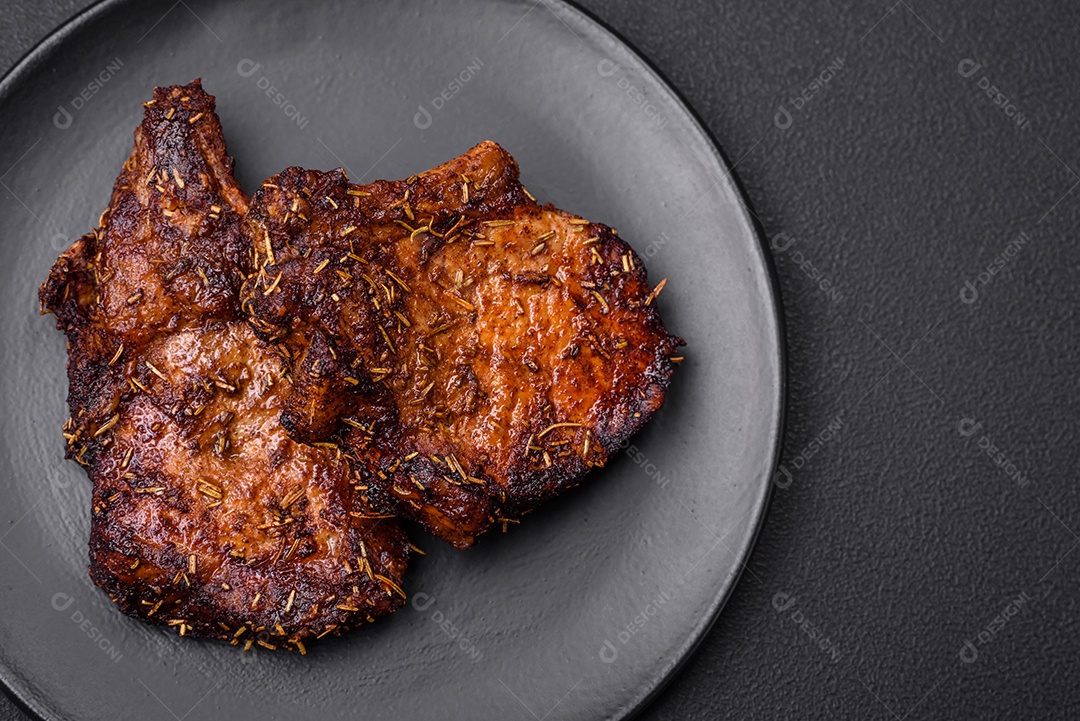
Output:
2,0,1079,720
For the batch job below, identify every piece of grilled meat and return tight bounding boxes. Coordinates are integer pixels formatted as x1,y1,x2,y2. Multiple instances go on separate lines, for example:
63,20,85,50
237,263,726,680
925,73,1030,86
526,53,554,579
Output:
242,141,683,548
40,81,410,648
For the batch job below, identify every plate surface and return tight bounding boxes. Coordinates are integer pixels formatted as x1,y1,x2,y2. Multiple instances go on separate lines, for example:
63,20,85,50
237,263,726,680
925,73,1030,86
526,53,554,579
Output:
0,1,783,719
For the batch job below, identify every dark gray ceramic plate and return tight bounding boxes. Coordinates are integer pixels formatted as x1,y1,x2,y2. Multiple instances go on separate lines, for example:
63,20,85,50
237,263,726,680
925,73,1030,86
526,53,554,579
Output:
0,1,783,719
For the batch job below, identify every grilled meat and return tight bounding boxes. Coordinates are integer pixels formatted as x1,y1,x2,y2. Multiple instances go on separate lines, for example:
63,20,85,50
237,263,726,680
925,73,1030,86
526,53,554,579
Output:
241,141,683,548
40,81,410,648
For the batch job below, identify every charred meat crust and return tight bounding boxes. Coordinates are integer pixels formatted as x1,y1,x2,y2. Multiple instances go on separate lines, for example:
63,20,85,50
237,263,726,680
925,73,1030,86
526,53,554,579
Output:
241,141,683,548
81,324,412,645
39,81,411,648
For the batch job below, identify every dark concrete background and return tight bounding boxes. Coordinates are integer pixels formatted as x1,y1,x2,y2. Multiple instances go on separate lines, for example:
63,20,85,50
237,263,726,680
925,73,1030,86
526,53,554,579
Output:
3,1,1078,718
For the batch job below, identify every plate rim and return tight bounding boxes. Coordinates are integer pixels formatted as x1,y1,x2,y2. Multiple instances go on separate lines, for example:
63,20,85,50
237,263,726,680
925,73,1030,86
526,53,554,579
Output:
0,0,787,718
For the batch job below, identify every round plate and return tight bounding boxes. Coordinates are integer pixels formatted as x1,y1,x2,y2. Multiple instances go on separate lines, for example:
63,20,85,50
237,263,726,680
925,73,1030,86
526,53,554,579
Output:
0,1,783,719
